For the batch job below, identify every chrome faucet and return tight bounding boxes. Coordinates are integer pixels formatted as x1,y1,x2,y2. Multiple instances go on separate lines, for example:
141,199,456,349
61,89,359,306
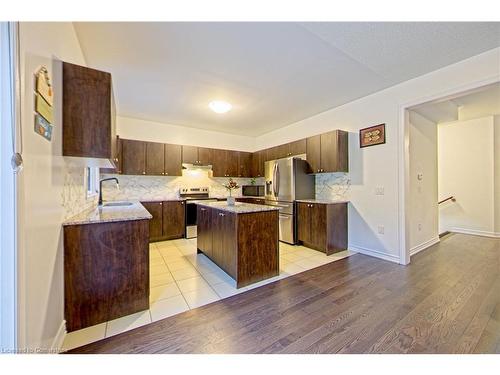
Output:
99,177,119,206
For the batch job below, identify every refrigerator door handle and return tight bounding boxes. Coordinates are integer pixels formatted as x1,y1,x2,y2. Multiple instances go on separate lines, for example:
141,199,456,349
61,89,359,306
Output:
272,163,277,197
275,163,280,197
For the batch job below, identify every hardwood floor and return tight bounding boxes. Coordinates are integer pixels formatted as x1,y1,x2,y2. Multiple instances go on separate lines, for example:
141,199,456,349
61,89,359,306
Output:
67,233,500,354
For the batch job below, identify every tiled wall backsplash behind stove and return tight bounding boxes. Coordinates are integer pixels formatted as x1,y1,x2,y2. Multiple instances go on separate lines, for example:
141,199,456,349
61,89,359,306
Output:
100,170,350,202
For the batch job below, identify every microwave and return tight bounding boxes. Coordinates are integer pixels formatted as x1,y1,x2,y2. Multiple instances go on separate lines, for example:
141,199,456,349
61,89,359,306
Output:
242,185,265,197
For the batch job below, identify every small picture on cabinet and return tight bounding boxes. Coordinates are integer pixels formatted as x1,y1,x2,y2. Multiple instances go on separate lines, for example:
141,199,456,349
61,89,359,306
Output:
359,123,386,148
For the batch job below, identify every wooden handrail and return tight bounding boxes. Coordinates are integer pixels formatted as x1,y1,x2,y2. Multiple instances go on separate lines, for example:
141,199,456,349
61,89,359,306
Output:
438,196,456,205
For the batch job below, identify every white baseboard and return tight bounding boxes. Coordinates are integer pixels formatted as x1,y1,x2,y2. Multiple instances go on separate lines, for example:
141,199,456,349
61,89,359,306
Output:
348,245,401,264
50,320,66,353
450,228,500,238
410,236,440,257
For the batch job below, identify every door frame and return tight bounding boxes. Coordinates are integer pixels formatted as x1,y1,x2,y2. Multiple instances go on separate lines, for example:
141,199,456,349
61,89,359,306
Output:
397,76,500,265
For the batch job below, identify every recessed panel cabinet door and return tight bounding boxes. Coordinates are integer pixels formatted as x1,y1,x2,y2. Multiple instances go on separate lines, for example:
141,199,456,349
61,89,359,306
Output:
310,203,327,249
306,135,321,174
141,202,163,241
197,205,212,257
121,139,146,175
146,142,165,175
182,146,198,164
239,152,252,177
198,147,213,165
212,149,227,177
162,201,185,239
296,202,311,244
164,144,182,176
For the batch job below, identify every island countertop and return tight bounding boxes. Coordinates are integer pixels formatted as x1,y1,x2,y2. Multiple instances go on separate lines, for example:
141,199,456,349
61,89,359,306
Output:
196,201,280,214
63,201,152,226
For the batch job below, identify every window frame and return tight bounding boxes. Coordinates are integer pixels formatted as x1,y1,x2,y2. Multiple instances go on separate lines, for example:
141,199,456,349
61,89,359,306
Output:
85,167,99,199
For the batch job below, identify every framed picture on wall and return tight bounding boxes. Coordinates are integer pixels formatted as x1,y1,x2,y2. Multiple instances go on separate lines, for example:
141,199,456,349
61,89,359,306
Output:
359,123,386,148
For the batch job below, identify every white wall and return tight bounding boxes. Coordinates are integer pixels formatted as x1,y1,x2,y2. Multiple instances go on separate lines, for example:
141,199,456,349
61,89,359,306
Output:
18,22,91,351
438,116,496,236
408,111,438,253
253,48,500,263
117,116,256,152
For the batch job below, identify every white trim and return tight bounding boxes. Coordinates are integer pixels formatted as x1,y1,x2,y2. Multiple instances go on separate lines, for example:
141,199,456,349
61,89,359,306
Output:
398,75,500,266
348,245,401,264
410,236,440,257
50,320,66,353
450,228,500,239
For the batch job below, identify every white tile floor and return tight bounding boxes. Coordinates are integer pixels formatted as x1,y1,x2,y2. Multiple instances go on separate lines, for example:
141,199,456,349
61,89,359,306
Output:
61,238,354,351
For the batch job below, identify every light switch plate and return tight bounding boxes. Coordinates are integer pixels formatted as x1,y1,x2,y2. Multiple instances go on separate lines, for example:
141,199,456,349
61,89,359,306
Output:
375,187,384,195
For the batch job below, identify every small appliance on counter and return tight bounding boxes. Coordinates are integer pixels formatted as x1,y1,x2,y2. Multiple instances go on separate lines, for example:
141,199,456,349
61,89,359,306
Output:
265,155,315,244
180,187,218,238
242,184,265,197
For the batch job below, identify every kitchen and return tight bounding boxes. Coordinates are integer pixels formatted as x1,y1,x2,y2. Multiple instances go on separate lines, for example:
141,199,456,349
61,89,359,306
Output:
60,59,351,344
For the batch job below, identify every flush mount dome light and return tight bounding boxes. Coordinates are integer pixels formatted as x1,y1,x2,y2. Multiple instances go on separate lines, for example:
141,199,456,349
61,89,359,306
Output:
209,100,232,114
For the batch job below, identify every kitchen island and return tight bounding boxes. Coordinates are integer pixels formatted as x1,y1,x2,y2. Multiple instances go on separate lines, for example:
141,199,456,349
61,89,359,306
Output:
196,201,280,288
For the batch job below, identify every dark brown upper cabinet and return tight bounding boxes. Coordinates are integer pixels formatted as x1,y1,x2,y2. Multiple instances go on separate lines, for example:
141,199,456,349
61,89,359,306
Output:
182,146,199,164
306,130,348,173
198,147,213,165
238,152,252,178
289,139,307,156
121,139,146,175
212,149,227,177
146,141,165,175
164,144,182,176
226,151,240,177
250,151,264,178
306,135,321,173
62,62,116,161
100,136,122,174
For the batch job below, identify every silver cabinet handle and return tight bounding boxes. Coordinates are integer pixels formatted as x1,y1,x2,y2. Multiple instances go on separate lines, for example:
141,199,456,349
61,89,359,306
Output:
219,212,225,216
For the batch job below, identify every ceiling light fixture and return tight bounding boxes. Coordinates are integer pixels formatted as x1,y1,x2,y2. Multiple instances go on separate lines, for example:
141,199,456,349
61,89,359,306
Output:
209,100,232,114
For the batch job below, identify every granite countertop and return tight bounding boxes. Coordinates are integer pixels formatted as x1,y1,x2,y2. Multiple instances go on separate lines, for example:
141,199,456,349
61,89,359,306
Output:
63,201,152,226
140,198,185,202
295,199,350,204
196,201,280,214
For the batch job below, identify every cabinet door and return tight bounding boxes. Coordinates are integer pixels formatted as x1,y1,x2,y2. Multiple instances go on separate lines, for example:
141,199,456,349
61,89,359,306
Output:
121,139,146,175
289,139,306,156
238,152,252,177
226,151,240,177
310,203,327,250
320,130,349,173
296,202,311,244
141,202,163,241
164,143,182,176
258,150,265,177
211,209,222,264
276,144,289,159
219,211,237,277
212,149,227,177
146,141,165,175
266,147,279,161
182,145,198,164
198,147,213,165
100,136,122,174
162,201,185,239
197,205,212,256
306,135,321,174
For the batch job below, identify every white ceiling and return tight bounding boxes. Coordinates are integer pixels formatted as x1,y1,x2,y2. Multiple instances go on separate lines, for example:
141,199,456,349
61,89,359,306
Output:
73,22,500,136
411,82,500,123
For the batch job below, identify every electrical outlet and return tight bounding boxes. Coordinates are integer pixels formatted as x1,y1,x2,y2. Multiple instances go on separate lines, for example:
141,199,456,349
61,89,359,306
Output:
378,225,384,234
375,187,384,196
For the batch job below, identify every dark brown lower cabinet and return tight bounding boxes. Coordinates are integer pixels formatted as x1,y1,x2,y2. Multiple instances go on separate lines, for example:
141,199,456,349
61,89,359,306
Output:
162,201,185,240
64,219,149,332
141,202,163,241
141,200,185,242
297,202,347,255
197,206,279,288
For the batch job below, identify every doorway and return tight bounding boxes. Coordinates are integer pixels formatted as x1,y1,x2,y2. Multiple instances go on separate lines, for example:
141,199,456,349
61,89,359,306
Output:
402,82,500,263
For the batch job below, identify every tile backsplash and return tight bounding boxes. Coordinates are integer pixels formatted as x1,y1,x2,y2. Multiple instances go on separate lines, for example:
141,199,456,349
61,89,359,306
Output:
100,170,350,202
100,170,264,201
62,166,98,219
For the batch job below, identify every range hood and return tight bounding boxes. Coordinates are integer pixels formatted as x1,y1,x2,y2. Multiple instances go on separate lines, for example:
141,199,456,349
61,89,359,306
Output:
182,163,213,171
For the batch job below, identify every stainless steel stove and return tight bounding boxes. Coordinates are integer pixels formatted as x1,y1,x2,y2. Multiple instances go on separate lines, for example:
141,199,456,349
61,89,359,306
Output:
180,187,218,238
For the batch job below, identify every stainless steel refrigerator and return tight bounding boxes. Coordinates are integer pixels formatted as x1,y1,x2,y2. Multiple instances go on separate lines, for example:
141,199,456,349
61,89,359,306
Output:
265,156,315,244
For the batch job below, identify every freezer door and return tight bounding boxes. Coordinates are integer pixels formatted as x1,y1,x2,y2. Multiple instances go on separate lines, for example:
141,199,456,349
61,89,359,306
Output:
276,157,294,202
279,213,295,244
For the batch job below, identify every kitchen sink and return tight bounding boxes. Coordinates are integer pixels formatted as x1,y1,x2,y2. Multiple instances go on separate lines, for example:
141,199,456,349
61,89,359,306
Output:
103,202,134,207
